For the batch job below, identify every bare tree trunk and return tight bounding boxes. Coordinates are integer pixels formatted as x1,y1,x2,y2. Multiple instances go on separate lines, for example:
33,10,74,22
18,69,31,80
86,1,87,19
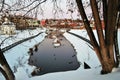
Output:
90,0,114,74
102,0,119,68
0,67,9,80
76,0,103,66
0,49,15,80
102,0,107,41
106,0,118,67
114,11,120,67
76,0,119,74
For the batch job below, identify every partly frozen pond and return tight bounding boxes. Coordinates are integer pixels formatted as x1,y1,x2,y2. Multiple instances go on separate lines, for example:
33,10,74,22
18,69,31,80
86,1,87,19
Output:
28,33,80,76
0,29,120,80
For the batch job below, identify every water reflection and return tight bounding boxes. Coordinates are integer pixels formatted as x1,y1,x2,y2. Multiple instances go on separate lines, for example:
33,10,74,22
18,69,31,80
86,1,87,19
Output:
28,32,80,76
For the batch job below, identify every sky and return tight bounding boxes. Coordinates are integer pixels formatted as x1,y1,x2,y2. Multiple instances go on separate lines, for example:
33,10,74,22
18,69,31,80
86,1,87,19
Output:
37,0,92,20
37,0,80,19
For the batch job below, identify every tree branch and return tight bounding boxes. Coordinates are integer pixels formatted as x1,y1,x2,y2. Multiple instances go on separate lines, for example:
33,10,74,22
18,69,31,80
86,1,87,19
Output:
0,0,5,12
9,0,40,11
76,0,98,48
23,0,47,16
0,36,13,47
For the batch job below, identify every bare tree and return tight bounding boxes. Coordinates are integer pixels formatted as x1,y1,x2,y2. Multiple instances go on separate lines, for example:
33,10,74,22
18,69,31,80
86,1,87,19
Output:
0,49,15,80
0,0,119,79
0,1,15,80
76,0,119,74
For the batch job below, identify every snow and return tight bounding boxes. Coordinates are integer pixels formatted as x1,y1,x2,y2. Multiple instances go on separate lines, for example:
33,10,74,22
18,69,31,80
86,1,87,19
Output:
63,32,100,68
0,28,46,48
0,29,120,80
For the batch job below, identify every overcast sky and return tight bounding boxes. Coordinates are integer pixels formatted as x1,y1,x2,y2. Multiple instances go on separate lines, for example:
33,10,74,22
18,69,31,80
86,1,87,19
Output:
34,0,92,20
3,0,92,20
39,0,91,19
37,0,79,20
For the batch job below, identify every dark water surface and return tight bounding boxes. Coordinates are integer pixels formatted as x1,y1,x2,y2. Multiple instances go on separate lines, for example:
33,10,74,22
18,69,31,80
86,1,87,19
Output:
28,34,80,76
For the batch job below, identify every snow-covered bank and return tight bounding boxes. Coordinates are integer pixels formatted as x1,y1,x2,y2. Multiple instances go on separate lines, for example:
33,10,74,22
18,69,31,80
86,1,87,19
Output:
64,32,100,68
0,28,46,48
4,32,47,79
69,29,120,47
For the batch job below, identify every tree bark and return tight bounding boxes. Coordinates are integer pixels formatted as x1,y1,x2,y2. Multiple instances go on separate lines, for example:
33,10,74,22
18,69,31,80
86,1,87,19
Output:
0,67,9,80
102,0,107,41
76,0,103,65
114,11,120,67
106,0,118,66
90,0,114,74
0,49,15,80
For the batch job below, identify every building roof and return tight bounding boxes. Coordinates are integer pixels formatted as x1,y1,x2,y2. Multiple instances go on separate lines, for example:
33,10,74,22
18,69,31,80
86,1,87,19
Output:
1,22,15,27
